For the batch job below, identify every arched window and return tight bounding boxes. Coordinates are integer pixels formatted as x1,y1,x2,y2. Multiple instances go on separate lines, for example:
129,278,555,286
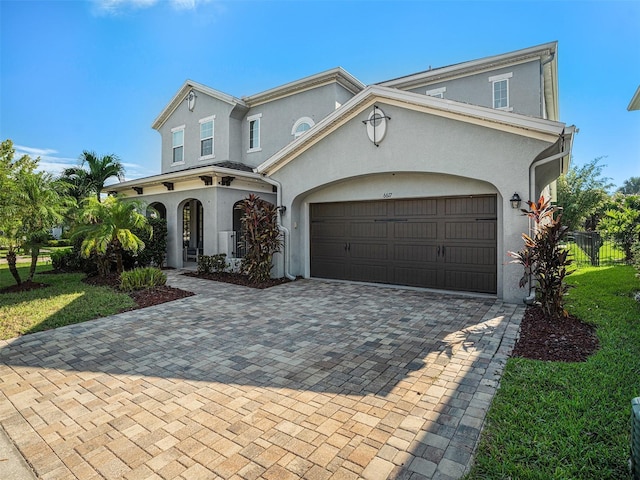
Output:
291,116,315,138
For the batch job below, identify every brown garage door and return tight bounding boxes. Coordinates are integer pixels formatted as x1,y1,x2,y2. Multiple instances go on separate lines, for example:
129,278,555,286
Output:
310,195,497,293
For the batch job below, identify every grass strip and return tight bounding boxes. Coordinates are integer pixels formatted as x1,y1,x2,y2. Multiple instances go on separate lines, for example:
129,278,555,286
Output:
467,265,640,480
0,264,135,340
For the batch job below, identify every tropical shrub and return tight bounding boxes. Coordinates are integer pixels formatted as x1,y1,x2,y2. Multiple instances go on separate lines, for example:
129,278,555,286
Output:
237,194,282,283
122,216,167,269
197,254,228,274
73,196,151,275
120,267,166,291
509,195,573,318
599,193,640,261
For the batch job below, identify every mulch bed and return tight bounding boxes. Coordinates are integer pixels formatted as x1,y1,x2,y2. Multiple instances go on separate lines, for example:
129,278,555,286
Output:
0,272,194,312
82,273,195,310
183,271,292,289
511,305,600,362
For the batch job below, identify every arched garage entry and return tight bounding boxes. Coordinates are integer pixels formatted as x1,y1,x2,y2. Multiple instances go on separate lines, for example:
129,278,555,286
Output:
302,174,499,294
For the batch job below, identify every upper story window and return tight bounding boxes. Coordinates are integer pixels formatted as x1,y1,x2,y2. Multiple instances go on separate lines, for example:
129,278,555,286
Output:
199,115,215,159
247,113,262,153
426,87,446,98
171,125,185,164
291,116,315,138
489,72,513,111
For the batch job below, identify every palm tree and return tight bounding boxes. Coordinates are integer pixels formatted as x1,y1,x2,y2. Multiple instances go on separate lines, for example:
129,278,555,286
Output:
62,151,125,202
17,171,73,281
618,176,640,195
74,196,151,274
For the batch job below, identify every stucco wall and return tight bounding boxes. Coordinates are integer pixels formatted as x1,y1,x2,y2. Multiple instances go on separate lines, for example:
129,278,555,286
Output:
406,59,542,118
158,94,236,173
270,101,556,303
126,184,275,268
242,84,356,168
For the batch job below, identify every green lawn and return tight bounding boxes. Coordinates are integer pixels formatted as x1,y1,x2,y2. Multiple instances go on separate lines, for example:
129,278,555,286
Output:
0,263,135,340
467,265,640,479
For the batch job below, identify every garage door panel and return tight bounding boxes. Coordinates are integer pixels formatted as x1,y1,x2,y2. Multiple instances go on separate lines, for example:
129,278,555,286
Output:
444,270,496,293
445,222,495,241
350,263,388,283
312,203,346,217
350,243,388,260
349,201,388,217
311,241,347,258
393,266,439,288
394,222,438,239
394,198,438,216
349,222,388,239
445,246,496,265
312,260,348,280
394,244,438,262
445,196,496,216
311,222,347,238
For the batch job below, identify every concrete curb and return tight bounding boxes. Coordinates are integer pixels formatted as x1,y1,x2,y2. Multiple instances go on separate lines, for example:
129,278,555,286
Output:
0,425,36,479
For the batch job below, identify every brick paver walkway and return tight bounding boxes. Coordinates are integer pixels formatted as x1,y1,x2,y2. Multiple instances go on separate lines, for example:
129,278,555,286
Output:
0,272,523,480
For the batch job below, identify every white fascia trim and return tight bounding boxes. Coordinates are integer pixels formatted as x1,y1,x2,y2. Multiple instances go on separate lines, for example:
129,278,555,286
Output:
628,85,640,111
256,85,567,175
242,67,365,107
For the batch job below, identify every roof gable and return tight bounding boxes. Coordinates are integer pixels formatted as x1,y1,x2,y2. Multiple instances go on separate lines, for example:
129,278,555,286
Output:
152,80,247,131
242,67,365,107
256,84,570,176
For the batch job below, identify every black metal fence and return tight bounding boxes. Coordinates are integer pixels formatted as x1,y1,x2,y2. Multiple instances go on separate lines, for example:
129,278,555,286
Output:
566,231,627,267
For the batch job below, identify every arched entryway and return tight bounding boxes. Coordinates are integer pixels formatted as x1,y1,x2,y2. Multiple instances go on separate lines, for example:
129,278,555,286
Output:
181,199,204,262
147,202,167,219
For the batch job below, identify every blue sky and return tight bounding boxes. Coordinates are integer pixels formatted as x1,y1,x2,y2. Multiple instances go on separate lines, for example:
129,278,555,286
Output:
1,0,639,190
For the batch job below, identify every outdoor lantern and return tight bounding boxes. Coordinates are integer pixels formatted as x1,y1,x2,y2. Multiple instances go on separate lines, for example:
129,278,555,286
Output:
510,193,522,209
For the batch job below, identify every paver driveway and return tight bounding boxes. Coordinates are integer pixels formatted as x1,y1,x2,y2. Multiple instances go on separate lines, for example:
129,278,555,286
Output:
0,272,523,480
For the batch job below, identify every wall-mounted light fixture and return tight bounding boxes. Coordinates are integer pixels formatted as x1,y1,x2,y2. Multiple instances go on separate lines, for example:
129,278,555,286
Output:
510,192,522,209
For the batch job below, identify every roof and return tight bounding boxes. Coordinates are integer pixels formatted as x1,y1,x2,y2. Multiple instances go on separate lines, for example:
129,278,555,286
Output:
152,68,365,131
628,85,640,111
378,41,559,121
242,67,365,107
256,84,571,176
107,163,265,193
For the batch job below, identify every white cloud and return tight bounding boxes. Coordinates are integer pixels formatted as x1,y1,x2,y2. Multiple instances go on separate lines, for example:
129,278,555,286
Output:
13,145,78,176
93,0,212,15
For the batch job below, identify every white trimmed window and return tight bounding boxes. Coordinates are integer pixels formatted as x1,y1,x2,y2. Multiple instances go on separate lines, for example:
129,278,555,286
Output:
199,115,215,159
171,125,185,164
247,113,262,152
426,87,446,98
489,72,513,110
291,116,315,138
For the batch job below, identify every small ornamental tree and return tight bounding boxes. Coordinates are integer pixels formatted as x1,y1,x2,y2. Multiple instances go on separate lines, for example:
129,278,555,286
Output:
237,194,282,284
508,195,573,319
599,193,640,261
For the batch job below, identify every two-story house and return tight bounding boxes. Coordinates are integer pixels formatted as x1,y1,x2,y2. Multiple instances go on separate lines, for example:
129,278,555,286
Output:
110,41,575,303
